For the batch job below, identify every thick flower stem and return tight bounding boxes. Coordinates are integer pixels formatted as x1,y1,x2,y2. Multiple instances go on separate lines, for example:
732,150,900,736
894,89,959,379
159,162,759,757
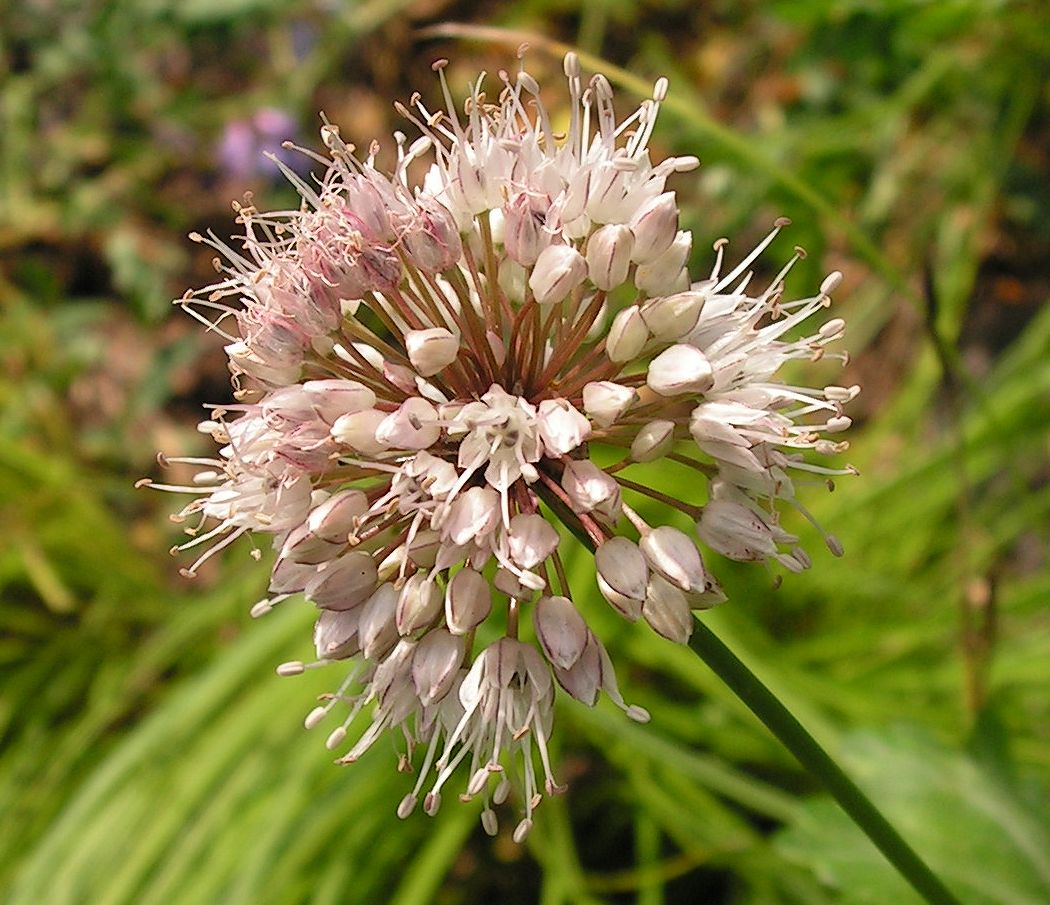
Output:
688,620,962,905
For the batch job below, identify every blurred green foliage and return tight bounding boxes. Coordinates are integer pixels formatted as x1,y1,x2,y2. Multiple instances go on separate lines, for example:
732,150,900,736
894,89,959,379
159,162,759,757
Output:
1,1,1048,903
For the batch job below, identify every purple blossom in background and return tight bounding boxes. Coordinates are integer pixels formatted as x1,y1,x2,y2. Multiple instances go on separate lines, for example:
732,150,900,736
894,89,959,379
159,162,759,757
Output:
216,107,301,181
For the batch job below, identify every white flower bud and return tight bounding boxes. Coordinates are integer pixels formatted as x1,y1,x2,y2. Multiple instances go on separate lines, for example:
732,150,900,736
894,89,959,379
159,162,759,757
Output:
305,550,378,610
639,289,705,342
635,230,692,296
643,572,694,643
331,408,390,456
606,305,649,363
411,629,464,706
404,450,458,499
585,223,634,290
646,344,714,396
224,339,302,386
302,379,376,421
595,537,648,621
307,489,368,543
582,381,637,427
561,459,621,519
395,573,443,636
405,327,459,377
508,513,560,570
586,160,631,224
358,583,399,660
445,567,492,635
443,486,500,547
534,595,589,670
537,399,590,455
629,192,678,263
639,526,711,594
584,299,610,344
529,244,587,306
375,397,440,450
498,257,527,303
630,419,676,462
314,608,361,660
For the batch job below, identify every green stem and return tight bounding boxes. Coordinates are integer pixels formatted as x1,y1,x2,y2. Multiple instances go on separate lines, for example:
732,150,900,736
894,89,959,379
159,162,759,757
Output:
689,620,962,905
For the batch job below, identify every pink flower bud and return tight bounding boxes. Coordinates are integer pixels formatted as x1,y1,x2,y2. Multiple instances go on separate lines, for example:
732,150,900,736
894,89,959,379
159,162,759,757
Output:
595,537,648,621
552,631,601,705
586,223,634,290
508,513,560,570
305,550,378,610
561,459,621,519
493,567,531,600
401,198,462,273
534,595,589,670
375,397,441,450
445,567,492,634
358,583,398,660
503,192,549,266
529,244,587,306
306,489,368,543
314,608,362,660
279,522,342,566
411,629,464,706
330,408,390,456
442,486,501,546
629,192,678,263
646,344,714,396
302,379,377,422
395,573,442,635
406,529,441,569
537,399,591,456
639,526,710,594
642,572,694,643
405,327,459,377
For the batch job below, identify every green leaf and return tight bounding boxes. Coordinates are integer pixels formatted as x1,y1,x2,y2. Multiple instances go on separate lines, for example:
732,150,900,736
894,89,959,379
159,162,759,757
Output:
776,726,1050,905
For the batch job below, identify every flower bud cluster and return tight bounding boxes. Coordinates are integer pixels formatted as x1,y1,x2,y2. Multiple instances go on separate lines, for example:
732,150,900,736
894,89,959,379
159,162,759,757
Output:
152,54,857,840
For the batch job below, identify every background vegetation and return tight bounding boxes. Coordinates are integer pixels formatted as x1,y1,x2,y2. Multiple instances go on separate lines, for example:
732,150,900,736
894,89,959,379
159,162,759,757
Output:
2,1,1049,902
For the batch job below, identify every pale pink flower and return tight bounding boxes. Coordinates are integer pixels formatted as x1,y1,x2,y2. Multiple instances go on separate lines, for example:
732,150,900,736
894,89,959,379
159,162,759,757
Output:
146,53,856,839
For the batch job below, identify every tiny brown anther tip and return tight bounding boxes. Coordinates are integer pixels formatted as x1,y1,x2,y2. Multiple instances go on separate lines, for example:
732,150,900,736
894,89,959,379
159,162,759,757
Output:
774,216,792,228
431,58,449,71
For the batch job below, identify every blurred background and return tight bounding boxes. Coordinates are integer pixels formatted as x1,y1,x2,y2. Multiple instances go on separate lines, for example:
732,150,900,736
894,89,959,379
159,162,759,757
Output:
2,1,1049,903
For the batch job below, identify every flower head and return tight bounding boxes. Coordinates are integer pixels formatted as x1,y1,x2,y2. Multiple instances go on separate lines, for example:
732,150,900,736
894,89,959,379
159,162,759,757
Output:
148,53,856,839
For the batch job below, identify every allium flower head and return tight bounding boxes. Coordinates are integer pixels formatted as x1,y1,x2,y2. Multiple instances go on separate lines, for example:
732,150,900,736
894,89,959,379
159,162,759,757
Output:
148,52,856,840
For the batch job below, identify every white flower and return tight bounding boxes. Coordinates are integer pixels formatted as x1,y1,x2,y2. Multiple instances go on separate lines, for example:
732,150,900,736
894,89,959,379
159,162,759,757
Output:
149,53,856,839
